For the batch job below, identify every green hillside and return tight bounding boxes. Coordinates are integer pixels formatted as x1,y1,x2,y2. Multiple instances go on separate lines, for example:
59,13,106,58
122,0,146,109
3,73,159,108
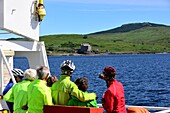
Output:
40,22,170,55
89,22,167,34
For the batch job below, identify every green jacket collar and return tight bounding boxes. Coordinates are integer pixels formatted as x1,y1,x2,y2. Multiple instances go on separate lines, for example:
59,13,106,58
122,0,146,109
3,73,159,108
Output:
60,74,70,80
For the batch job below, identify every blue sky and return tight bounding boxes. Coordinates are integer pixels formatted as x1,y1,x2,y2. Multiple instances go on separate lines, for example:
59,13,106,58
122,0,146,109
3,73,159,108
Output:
39,0,170,36
0,0,169,38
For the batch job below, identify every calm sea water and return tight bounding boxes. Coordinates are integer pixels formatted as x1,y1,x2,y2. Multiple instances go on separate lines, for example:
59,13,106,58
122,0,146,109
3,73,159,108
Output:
14,54,170,107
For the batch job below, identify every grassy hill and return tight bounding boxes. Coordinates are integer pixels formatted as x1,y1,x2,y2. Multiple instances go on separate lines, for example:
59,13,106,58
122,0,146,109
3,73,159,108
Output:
39,22,170,55
89,22,167,34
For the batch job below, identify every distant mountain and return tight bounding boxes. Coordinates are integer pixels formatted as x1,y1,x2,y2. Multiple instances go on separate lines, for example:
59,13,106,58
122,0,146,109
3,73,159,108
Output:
89,22,169,35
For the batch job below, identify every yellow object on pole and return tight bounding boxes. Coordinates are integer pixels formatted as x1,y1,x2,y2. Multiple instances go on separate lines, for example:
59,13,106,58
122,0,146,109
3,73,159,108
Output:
38,0,46,21
0,95,3,99
39,0,43,4
38,5,46,21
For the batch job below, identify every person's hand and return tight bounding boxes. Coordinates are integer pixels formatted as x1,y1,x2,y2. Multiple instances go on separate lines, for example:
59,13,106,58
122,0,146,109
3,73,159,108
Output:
90,92,97,100
99,74,107,80
22,105,28,110
102,98,105,105
96,96,98,100
92,92,97,98
102,93,105,105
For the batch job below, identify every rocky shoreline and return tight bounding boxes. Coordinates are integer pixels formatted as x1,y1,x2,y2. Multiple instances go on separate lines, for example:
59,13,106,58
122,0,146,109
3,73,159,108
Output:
47,52,170,56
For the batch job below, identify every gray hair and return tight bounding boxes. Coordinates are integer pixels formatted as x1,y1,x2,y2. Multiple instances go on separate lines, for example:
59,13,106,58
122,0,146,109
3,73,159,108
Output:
24,68,37,81
36,66,49,79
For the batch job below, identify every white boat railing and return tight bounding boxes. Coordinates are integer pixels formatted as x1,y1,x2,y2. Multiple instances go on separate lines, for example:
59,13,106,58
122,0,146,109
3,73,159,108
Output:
125,105,170,111
98,104,170,113
155,109,170,113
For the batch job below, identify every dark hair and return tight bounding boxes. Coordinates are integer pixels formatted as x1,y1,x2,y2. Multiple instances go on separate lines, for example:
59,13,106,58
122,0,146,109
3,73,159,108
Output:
75,77,88,92
46,75,58,87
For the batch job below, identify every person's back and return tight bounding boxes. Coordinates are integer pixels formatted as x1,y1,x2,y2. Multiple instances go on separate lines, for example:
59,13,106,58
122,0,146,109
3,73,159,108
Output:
51,60,96,105
4,68,37,113
52,75,75,105
68,77,98,108
99,66,127,113
27,66,53,113
105,80,126,113
3,68,24,113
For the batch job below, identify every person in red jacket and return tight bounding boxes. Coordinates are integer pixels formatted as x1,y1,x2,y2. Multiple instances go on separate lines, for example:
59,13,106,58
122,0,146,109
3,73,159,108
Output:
99,66,127,113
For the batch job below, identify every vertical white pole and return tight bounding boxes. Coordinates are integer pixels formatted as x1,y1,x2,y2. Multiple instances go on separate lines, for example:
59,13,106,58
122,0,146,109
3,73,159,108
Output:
0,49,16,85
40,42,50,74
0,53,3,94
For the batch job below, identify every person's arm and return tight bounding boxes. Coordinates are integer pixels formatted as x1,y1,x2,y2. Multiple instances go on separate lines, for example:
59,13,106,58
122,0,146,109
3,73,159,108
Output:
70,83,96,102
3,82,13,95
3,87,14,102
44,87,53,105
89,99,98,108
102,90,114,112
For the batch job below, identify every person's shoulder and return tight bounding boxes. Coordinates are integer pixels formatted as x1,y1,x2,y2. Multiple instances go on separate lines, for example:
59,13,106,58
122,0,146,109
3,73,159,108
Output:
114,79,123,85
84,91,89,94
44,85,51,91
51,80,59,89
64,80,78,90
2,83,14,95
69,80,77,87
62,77,75,85
10,82,21,92
12,82,20,88
19,80,31,87
6,82,14,88
28,80,36,88
39,83,51,93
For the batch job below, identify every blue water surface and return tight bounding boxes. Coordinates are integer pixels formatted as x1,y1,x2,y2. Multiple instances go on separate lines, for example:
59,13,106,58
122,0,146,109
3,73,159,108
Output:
14,54,170,107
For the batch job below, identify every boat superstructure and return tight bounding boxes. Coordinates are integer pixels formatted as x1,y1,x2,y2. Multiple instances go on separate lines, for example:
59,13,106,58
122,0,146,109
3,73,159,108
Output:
0,0,48,112
0,0,170,112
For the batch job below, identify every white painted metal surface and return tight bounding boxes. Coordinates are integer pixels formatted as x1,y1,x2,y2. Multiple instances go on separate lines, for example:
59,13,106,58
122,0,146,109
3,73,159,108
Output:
0,41,50,96
0,40,50,70
0,0,39,41
0,41,40,51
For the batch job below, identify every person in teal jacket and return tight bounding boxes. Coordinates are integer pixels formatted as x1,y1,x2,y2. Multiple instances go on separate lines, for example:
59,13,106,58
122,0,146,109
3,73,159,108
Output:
51,60,97,105
4,68,37,113
27,66,53,113
68,77,98,108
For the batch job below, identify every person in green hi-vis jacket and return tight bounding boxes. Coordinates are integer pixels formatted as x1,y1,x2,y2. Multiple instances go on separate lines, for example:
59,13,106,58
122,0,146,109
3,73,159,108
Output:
51,60,97,105
4,68,37,113
68,77,98,108
27,66,53,113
